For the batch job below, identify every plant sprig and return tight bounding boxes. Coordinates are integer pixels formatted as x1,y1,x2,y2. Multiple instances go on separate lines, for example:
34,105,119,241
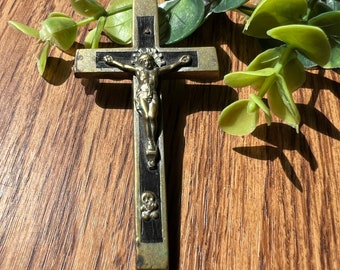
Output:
9,0,133,75
219,0,340,136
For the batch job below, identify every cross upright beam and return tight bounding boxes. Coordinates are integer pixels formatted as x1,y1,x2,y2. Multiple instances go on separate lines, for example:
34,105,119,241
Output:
74,0,218,269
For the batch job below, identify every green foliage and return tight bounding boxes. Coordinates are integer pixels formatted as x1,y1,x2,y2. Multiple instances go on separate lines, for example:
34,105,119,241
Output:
267,25,330,66
84,28,97,48
71,0,107,18
103,0,133,45
37,43,51,76
218,0,340,136
159,0,205,44
247,0,340,68
8,21,39,38
243,0,308,38
10,14,78,76
246,47,306,92
309,10,340,35
267,75,300,131
8,0,340,137
219,0,340,135
159,0,248,44
220,46,303,135
308,10,340,67
8,0,248,74
8,0,133,75
39,16,78,50
212,0,249,13
91,16,107,48
224,68,276,89
219,99,259,136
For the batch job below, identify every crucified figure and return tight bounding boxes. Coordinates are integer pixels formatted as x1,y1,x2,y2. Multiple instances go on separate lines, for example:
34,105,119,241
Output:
104,50,191,168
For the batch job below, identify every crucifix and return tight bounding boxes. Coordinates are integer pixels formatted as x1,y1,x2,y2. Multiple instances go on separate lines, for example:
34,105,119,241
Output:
74,0,218,269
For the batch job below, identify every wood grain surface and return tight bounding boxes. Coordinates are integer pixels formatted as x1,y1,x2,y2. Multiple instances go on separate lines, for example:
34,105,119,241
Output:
1,0,340,269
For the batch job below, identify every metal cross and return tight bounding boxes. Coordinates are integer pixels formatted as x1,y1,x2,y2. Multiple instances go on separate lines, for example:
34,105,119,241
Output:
74,0,218,268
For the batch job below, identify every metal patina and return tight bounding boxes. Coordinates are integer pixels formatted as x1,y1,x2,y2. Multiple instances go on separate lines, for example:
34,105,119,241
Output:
74,0,218,268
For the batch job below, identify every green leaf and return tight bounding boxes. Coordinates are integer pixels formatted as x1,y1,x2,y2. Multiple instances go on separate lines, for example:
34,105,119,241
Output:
243,0,308,38
267,85,297,130
48,12,70,18
308,11,340,35
84,28,97,48
37,43,51,75
213,0,248,13
247,47,282,70
246,47,305,91
159,0,205,44
267,24,331,66
324,37,340,68
8,21,39,38
296,51,317,68
159,0,179,11
39,16,78,50
246,48,282,91
219,99,259,136
71,0,106,18
104,0,132,45
281,52,306,90
308,11,340,68
224,68,275,88
268,74,300,131
308,1,332,19
91,16,106,48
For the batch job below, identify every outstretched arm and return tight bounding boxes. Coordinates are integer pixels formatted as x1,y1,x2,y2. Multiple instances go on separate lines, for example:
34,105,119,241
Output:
103,55,135,73
159,55,191,75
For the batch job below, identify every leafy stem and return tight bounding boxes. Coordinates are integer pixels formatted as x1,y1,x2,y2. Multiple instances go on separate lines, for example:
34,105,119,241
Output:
76,16,98,27
219,0,340,136
273,46,294,73
247,45,293,114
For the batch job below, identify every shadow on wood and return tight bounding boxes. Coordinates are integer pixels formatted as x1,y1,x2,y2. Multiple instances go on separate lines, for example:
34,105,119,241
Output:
42,57,74,86
233,123,319,192
233,145,303,191
77,78,237,269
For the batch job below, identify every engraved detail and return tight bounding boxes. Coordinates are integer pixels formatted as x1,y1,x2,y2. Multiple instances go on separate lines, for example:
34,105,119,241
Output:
140,191,160,221
131,48,166,67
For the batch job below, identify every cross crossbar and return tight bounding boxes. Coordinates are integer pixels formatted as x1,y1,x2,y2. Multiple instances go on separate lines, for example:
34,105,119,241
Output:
74,47,218,80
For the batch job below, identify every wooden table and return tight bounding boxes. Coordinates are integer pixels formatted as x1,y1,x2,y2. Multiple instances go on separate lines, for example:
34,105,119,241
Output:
1,1,339,269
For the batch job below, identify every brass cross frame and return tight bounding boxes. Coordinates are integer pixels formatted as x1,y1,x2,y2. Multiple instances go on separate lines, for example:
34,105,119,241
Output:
74,0,218,268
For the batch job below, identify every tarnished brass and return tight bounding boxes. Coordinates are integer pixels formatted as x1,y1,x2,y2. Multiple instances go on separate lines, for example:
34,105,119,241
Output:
74,0,219,269
74,46,218,80
104,50,191,168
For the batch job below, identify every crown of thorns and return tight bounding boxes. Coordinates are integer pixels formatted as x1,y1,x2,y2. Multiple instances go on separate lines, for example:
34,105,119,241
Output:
131,48,166,67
